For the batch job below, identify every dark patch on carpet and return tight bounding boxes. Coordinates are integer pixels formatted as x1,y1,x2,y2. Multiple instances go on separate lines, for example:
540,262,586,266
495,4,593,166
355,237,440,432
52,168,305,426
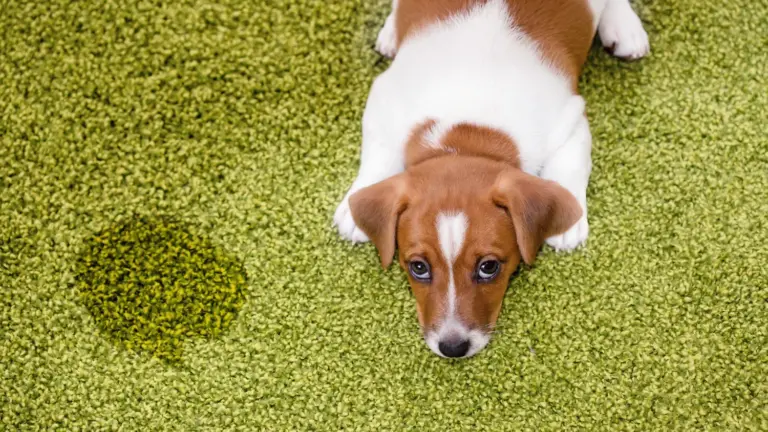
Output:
74,215,247,362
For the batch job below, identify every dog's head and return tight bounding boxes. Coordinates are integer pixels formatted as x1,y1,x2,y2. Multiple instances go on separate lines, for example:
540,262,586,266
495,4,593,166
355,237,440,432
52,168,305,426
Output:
349,125,581,358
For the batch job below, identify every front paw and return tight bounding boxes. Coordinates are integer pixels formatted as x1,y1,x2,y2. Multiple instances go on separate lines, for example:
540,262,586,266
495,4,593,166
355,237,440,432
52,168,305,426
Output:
546,215,588,252
598,8,650,61
333,193,370,243
375,13,398,58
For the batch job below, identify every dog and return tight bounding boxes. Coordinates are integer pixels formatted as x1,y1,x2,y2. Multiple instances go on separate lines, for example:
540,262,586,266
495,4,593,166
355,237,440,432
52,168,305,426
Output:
333,0,649,358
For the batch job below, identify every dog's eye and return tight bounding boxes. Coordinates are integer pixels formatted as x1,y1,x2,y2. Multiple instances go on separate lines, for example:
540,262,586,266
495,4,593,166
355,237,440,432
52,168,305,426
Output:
477,259,500,281
408,260,431,281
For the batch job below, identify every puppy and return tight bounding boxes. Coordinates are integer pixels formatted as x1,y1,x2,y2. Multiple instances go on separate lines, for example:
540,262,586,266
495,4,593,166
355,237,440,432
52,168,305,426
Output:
333,0,649,358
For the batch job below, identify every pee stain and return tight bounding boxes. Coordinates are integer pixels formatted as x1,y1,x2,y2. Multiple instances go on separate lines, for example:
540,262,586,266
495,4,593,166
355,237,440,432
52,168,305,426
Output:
75,215,247,362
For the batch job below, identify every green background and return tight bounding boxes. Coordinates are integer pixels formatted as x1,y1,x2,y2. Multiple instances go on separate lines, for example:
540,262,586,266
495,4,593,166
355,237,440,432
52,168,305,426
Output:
2,0,766,430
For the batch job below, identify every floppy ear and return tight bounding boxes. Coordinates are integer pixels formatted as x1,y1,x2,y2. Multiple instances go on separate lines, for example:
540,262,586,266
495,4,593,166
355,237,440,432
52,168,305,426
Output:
348,174,409,268
492,169,582,265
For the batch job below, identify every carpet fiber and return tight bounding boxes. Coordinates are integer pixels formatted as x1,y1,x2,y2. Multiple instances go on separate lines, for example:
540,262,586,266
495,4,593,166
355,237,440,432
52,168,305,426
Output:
2,0,767,430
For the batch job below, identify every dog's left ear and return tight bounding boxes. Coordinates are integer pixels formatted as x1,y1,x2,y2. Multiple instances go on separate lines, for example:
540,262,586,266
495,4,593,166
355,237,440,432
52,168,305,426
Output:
491,169,581,265
349,174,409,268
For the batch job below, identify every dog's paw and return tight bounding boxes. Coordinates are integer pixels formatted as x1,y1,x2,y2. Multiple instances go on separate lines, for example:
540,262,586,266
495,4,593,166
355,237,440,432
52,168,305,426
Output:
546,215,589,252
375,13,398,58
598,6,650,61
333,194,370,243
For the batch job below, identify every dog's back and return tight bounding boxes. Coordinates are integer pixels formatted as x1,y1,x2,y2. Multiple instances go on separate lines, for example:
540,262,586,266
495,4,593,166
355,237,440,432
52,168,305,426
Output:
395,0,599,87
378,0,582,174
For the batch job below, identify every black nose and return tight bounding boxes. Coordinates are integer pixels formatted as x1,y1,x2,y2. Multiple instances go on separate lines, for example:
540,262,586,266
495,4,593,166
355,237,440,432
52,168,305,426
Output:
438,339,470,358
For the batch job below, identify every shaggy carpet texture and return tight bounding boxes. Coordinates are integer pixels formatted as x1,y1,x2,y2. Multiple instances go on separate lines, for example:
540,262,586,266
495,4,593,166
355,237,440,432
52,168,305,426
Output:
2,0,766,430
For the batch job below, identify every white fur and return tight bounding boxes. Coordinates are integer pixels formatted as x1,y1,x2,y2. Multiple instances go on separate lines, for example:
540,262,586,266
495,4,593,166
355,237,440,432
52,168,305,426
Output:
424,122,452,150
436,212,467,265
598,0,650,59
428,212,490,358
377,0,573,174
375,2,398,58
436,212,468,315
542,99,592,250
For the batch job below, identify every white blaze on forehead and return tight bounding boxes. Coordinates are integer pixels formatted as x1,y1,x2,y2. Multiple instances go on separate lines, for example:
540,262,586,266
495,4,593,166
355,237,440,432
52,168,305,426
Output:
436,212,468,316
437,212,468,264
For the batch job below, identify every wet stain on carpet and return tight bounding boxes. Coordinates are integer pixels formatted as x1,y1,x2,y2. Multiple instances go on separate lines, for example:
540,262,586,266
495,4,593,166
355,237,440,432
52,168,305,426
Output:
75,215,247,362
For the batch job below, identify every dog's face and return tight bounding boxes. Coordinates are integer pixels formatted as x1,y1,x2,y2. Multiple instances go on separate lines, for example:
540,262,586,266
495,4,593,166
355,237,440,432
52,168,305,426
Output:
349,156,581,358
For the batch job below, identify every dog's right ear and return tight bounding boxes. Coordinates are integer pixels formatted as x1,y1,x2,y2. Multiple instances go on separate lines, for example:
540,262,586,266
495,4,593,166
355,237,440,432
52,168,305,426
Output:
349,174,409,268
491,169,581,265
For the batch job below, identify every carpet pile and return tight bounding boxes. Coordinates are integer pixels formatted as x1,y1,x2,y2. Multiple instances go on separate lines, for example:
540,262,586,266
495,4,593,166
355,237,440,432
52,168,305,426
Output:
1,0,766,429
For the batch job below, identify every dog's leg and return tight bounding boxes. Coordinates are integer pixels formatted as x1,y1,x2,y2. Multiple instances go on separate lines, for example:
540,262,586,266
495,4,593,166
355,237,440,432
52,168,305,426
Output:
597,0,650,60
334,76,406,243
333,148,402,243
375,0,399,58
540,102,593,251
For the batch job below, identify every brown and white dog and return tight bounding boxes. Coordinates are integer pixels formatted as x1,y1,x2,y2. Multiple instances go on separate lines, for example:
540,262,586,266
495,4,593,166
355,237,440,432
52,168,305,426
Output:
333,0,649,358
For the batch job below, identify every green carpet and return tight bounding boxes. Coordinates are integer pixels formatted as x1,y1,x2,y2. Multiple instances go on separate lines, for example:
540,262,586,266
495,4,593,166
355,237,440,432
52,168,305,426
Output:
2,0,767,429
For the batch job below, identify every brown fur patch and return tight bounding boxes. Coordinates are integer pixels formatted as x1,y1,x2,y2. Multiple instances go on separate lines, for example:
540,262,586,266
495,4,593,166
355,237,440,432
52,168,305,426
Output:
504,0,594,87
405,120,521,168
395,0,477,46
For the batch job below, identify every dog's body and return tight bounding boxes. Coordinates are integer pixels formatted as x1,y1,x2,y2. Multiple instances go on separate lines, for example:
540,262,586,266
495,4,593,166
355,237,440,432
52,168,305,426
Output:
334,0,649,358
